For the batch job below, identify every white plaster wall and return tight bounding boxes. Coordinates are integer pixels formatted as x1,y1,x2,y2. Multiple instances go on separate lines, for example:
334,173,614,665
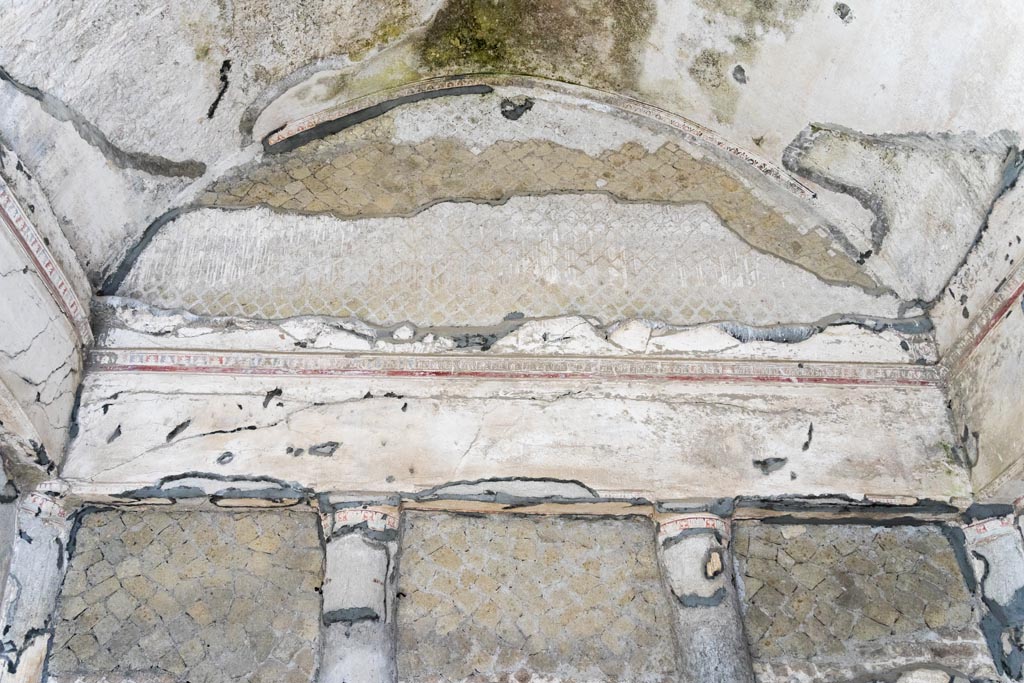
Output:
950,294,1024,501
934,182,1024,353
63,369,966,501
0,227,81,463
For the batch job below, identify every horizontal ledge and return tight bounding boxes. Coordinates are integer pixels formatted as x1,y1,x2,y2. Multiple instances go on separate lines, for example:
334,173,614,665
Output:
87,348,944,387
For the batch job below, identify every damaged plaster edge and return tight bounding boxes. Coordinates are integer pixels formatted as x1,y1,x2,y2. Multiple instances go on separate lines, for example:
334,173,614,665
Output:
0,66,205,179
263,73,816,199
942,266,1024,373
263,83,495,154
34,477,986,529
89,296,939,365
783,123,1024,300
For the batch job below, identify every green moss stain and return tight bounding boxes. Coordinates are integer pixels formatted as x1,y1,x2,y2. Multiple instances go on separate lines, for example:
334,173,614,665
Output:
420,0,655,89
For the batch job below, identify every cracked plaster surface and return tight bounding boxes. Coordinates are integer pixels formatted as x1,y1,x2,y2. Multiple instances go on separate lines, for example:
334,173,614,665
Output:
733,523,997,682
0,81,193,282
397,511,677,682
0,227,80,463
61,368,966,500
48,509,322,683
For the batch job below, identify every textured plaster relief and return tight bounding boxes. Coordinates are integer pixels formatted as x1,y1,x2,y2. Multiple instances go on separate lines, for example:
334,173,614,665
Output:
0,228,81,465
62,369,966,500
935,181,1024,353
235,86,865,290
784,125,1021,302
733,523,997,681
120,198,900,326
657,513,754,681
949,290,1024,500
0,82,191,282
397,511,676,682
94,298,939,365
0,151,89,312
47,510,322,683
964,515,1024,678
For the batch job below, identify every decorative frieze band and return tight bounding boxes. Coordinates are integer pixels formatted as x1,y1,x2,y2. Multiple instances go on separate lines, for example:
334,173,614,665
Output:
944,256,1024,373
265,74,816,200
87,347,943,387
0,178,91,343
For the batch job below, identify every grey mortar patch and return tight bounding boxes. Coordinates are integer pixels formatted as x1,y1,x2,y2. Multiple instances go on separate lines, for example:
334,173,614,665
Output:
0,66,205,178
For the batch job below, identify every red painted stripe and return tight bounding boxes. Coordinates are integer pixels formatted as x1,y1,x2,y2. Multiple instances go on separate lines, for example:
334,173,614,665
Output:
956,277,1024,368
92,362,938,387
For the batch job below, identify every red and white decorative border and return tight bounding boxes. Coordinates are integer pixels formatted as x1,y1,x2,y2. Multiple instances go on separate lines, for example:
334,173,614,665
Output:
657,513,729,543
87,347,943,387
963,513,1017,544
265,74,816,200
944,256,1024,373
0,179,91,343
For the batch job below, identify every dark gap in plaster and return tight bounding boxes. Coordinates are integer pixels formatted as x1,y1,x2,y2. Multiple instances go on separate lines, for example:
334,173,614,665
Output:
731,65,747,84
216,451,234,465
0,65,205,178
833,3,853,23
801,423,813,451
662,527,723,549
207,59,232,119
262,387,282,408
16,530,31,544
106,425,121,444
263,84,494,154
308,441,340,457
500,97,534,120
674,586,726,608
98,206,187,295
962,503,1015,523
752,457,787,475
165,419,192,442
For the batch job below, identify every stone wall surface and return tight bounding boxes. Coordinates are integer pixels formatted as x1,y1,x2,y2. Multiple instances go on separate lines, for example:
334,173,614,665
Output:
733,522,997,681
396,511,677,682
47,510,323,683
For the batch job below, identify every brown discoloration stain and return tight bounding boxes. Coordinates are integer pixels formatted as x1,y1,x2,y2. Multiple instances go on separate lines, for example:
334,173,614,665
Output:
688,0,811,123
202,117,875,290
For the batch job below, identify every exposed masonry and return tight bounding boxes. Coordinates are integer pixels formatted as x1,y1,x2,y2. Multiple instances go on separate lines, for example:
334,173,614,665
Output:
115,199,903,327
0,66,205,179
733,523,997,681
0,483,1018,683
48,509,322,683
203,90,872,293
396,511,678,682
